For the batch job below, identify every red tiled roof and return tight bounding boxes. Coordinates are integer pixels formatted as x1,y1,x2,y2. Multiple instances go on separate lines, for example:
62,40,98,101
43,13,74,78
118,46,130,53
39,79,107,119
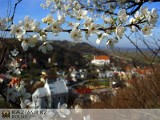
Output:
94,55,110,60
75,88,92,94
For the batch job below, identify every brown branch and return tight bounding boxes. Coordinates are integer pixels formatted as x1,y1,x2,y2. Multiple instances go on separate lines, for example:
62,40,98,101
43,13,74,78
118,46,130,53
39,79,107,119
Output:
11,0,23,25
125,34,160,89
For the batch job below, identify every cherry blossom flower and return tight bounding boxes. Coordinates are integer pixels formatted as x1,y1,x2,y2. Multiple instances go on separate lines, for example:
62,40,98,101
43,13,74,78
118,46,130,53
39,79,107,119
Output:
21,38,36,51
57,103,70,118
0,78,3,83
96,32,108,44
103,17,113,24
19,16,36,31
68,22,80,28
129,17,136,24
134,11,141,20
83,115,92,120
74,104,82,114
131,25,138,32
88,23,101,34
20,99,35,108
106,38,118,49
44,21,62,35
74,9,88,20
57,13,65,24
141,25,153,36
118,9,129,22
22,35,38,47
84,17,93,28
70,27,82,42
42,14,54,24
8,59,20,70
10,49,19,57
147,8,159,24
140,6,149,16
13,68,21,75
115,25,125,39
38,42,53,53
10,25,26,39
51,21,62,34
89,94,101,103
135,0,140,3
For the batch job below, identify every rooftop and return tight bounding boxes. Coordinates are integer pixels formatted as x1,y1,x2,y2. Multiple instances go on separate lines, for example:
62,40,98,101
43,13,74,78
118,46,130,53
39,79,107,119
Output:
94,55,110,60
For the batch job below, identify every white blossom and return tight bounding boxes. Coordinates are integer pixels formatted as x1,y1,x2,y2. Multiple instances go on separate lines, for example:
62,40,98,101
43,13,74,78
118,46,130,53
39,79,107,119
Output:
68,22,80,28
10,25,26,38
83,115,92,120
88,23,101,34
21,38,36,51
134,11,141,19
96,32,108,44
130,25,138,32
13,68,21,75
10,49,19,57
42,14,54,24
115,25,125,39
57,103,70,118
103,17,113,24
106,38,118,49
0,78,3,83
89,94,101,103
74,104,82,114
141,25,153,36
74,9,88,20
147,8,159,24
84,17,93,28
39,42,53,53
19,16,36,31
118,9,129,22
20,99,35,108
45,21,62,35
70,28,82,42
135,0,140,3
129,17,136,24
57,13,65,24
140,6,149,16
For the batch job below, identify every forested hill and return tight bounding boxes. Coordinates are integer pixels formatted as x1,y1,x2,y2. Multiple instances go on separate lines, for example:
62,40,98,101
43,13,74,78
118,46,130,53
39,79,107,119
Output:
0,38,107,68
51,40,106,55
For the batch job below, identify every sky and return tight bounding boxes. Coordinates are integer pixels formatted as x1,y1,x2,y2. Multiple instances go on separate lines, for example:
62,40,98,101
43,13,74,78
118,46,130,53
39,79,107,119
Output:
0,0,160,49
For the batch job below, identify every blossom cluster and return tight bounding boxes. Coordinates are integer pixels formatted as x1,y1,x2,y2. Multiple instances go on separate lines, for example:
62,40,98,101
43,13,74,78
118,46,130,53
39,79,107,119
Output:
0,0,158,51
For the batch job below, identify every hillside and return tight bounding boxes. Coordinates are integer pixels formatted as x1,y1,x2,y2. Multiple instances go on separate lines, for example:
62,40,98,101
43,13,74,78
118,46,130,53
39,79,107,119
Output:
0,38,108,70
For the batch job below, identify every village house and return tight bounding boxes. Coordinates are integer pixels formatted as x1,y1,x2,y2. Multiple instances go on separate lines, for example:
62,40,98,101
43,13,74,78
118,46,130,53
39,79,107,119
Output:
97,69,114,78
91,55,110,66
32,79,68,109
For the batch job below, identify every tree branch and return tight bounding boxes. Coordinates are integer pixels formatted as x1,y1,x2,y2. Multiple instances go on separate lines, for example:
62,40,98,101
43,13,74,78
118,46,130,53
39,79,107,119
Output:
11,0,23,25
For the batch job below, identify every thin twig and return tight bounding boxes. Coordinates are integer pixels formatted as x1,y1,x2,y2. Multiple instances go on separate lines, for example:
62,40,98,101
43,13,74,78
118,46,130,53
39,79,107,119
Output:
11,0,23,25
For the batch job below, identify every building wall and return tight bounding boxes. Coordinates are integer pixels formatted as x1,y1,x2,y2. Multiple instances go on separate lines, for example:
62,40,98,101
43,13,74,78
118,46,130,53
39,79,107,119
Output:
51,93,68,108
91,59,110,65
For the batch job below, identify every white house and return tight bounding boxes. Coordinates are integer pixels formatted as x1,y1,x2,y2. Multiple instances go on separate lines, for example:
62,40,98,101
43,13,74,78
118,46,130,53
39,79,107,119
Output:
32,79,68,109
32,80,51,109
49,79,68,108
91,55,110,66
